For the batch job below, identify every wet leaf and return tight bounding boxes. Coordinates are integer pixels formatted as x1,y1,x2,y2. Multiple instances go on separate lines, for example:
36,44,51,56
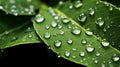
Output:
33,1,120,67
0,10,40,49
0,0,40,15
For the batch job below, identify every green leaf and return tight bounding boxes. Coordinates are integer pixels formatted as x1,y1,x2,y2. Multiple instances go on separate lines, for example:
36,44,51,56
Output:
0,10,40,49
0,0,40,15
33,0,120,67
55,0,120,50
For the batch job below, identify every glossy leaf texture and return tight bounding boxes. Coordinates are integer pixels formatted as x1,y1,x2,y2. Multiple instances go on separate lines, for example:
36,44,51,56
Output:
0,10,40,49
0,0,40,16
55,0,120,50
33,3,120,67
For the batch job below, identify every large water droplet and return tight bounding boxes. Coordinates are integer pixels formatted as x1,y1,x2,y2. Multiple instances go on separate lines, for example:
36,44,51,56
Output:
65,51,70,57
67,38,73,44
54,40,62,48
112,56,120,62
44,32,51,39
71,28,81,35
86,46,95,53
51,21,57,28
74,0,83,8
78,13,87,22
79,52,85,57
89,8,95,16
35,14,45,23
101,41,109,47
62,18,70,24
96,17,104,27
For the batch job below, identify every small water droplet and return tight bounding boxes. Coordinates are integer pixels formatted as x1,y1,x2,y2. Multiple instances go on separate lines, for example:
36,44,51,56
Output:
86,46,95,53
94,60,98,64
54,40,62,48
78,13,87,22
89,8,95,16
109,6,113,11
96,17,104,27
44,32,51,39
59,1,63,5
101,63,105,67
69,3,73,9
72,28,81,35
54,15,59,20
72,56,76,58
35,14,45,23
57,55,61,58
72,48,77,51
51,21,57,28
45,25,50,29
58,24,63,29
11,36,17,42
112,56,120,62
81,39,87,45
86,31,93,36
65,51,70,57
80,52,85,57
28,34,32,38
59,30,64,35
4,31,9,35
67,39,73,44
96,52,101,57
0,6,3,9
101,41,109,47
74,0,83,8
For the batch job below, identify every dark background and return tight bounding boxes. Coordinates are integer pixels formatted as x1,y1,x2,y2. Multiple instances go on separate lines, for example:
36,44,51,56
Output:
0,43,86,67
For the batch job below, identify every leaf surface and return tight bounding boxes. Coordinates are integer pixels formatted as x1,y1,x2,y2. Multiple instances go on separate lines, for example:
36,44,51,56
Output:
33,1,120,67
0,10,40,49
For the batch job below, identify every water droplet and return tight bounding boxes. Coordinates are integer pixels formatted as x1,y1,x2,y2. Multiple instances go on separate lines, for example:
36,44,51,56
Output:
74,0,83,8
96,52,101,57
28,34,32,38
86,46,95,53
51,21,57,28
35,14,45,23
67,39,73,44
86,31,93,36
45,25,50,29
96,17,104,27
81,39,87,45
89,8,95,16
11,36,17,42
44,32,51,39
80,52,85,57
71,28,81,35
65,51,70,57
72,56,76,58
94,60,98,64
112,56,120,62
101,41,109,47
58,24,63,29
78,13,87,22
59,30,64,35
72,48,77,51
0,6,3,9
57,55,61,58
101,63,105,67
109,6,113,11
54,15,59,20
59,1,63,5
54,40,62,48
62,18,70,24
69,3,73,9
